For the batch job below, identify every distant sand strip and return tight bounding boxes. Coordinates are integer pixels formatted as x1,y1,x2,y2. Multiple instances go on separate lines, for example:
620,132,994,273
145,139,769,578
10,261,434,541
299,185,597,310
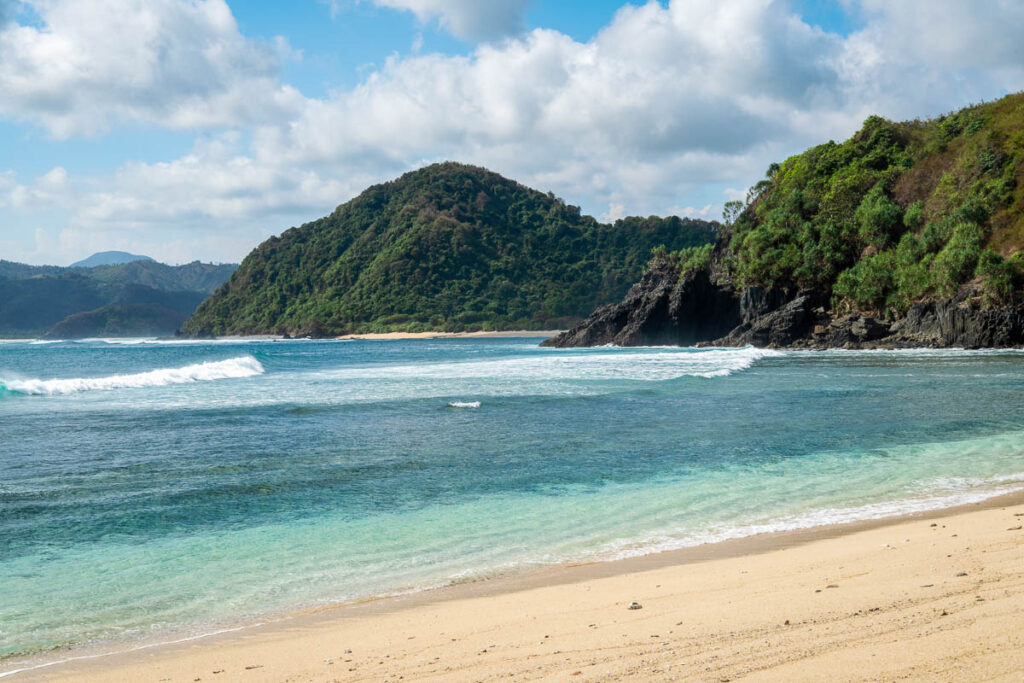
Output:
10,492,1024,682
335,330,563,340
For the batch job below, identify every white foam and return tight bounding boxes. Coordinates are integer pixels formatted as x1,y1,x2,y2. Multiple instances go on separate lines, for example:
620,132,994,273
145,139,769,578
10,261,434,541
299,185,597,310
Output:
1,356,264,396
447,401,481,408
326,346,782,384
577,476,1024,565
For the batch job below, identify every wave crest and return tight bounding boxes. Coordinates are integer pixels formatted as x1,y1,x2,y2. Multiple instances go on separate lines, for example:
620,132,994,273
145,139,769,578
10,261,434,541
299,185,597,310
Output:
0,356,264,396
447,401,481,408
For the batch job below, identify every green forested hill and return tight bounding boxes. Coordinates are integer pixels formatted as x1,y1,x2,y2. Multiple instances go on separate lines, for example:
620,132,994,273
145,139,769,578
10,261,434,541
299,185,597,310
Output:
182,163,718,336
726,92,1024,315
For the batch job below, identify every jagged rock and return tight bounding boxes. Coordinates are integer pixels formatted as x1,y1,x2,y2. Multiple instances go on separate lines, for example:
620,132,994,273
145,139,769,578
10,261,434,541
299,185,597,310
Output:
739,286,791,323
851,316,889,341
714,291,820,347
542,258,741,348
546,261,1024,349
888,287,1024,347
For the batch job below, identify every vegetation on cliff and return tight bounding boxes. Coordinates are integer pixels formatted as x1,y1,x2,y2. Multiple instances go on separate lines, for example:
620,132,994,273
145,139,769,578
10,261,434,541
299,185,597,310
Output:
726,92,1024,317
182,163,717,336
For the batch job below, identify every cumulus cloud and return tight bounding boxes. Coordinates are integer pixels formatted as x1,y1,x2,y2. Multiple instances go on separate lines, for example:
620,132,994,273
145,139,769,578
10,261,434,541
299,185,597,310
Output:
0,0,303,137
250,1,857,218
0,167,72,211
373,0,531,42
79,134,353,226
4,0,1024,264
602,202,626,222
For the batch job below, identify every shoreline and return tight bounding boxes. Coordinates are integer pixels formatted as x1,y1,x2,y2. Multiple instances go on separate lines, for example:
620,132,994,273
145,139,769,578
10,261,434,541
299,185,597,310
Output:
7,486,1024,681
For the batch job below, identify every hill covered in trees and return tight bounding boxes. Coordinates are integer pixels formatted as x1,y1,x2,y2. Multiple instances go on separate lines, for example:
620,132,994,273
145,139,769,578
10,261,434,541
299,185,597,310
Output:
0,260,237,338
548,92,1024,348
182,163,718,336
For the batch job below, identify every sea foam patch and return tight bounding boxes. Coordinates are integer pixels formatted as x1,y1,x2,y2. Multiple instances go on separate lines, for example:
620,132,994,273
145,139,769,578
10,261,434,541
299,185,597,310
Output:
325,346,782,383
447,401,481,408
0,356,264,396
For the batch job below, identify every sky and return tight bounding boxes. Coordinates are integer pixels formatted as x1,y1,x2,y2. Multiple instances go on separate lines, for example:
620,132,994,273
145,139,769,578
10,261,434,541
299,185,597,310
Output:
0,0,1022,266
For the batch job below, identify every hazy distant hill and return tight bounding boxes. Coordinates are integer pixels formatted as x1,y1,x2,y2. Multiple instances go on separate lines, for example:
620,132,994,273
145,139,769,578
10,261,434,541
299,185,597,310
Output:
41,303,202,340
0,260,64,279
70,251,154,268
0,259,237,338
88,260,238,295
183,162,718,336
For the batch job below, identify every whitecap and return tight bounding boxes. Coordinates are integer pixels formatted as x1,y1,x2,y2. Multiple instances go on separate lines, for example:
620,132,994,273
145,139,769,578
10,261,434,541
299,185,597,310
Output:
447,401,481,408
0,356,264,396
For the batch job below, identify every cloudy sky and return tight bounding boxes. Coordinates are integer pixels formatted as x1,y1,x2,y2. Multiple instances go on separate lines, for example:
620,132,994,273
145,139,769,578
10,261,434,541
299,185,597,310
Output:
1,0,1022,266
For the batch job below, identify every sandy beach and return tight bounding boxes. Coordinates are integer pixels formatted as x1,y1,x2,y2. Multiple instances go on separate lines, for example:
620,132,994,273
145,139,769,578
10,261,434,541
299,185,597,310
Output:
10,491,1023,682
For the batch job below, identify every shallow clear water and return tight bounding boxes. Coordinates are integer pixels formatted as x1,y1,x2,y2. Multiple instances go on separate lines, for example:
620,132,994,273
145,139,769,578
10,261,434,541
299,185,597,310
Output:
1,338,1023,668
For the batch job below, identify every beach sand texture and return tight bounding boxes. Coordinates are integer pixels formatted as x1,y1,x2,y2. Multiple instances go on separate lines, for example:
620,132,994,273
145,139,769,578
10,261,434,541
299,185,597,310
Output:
12,496,1024,682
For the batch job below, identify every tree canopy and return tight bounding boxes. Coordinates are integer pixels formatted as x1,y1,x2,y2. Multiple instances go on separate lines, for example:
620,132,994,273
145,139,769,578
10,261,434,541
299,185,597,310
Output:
183,162,718,336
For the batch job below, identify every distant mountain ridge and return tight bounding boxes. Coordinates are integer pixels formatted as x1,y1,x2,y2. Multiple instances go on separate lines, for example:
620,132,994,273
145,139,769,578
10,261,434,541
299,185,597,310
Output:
183,162,719,337
70,251,154,268
0,258,237,338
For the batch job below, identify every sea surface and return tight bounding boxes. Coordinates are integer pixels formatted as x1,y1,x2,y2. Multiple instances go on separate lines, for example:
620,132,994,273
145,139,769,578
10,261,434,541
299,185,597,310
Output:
1,338,1023,671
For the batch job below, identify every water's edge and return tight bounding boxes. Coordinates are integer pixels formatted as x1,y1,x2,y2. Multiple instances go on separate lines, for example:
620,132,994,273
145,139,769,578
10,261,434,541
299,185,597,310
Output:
4,485,1023,680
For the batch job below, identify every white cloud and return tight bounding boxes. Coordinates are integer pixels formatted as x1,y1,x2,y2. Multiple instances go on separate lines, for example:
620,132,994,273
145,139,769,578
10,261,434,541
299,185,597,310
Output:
0,0,304,137
602,202,626,222
3,0,1024,264
249,1,858,219
669,204,713,219
372,0,531,42
835,0,1024,119
0,166,72,210
723,187,748,202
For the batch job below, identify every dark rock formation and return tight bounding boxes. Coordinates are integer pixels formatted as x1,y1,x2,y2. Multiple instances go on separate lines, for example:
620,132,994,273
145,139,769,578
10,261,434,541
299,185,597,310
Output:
885,288,1024,348
713,289,822,347
544,262,1024,350
542,258,741,347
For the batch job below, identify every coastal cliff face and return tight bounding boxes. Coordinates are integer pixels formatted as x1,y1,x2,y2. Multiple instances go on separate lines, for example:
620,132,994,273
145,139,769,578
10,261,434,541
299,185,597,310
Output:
547,93,1024,350
543,257,741,347
543,256,1024,349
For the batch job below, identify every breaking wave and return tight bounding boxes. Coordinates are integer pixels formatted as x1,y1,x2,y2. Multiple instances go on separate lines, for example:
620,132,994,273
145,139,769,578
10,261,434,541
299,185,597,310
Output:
447,401,481,408
0,356,264,396
328,346,782,383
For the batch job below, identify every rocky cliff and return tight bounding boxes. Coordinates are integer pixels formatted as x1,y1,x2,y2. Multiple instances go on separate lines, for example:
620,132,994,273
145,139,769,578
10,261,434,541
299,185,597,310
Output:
546,93,1024,350
543,255,1024,349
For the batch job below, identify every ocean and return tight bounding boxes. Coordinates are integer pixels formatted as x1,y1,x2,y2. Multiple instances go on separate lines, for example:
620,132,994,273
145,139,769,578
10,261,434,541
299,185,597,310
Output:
1,337,1023,672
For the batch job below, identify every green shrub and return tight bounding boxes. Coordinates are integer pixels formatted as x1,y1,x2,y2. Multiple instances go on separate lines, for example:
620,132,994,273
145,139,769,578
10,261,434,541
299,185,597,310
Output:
976,249,1020,302
833,251,896,312
668,243,715,277
931,221,986,295
903,200,925,231
854,184,903,248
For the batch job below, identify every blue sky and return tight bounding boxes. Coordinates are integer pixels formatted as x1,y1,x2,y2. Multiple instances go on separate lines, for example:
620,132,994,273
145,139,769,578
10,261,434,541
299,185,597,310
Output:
0,0,1021,265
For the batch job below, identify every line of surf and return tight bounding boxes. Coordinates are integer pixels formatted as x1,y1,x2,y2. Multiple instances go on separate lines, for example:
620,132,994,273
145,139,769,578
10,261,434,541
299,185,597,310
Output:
0,356,264,396
323,346,783,383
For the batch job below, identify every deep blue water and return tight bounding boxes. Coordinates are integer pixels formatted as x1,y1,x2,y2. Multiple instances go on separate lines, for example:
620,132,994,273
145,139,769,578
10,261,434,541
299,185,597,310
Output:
1,338,1022,669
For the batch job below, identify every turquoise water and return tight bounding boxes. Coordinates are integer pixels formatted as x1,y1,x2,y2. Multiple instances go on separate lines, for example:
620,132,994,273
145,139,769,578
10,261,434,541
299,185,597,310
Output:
1,338,1023,670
